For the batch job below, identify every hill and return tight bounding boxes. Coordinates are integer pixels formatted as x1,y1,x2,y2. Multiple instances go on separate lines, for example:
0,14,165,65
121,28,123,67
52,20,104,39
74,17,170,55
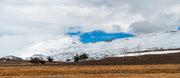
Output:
17,31,180,61
63,52,180,65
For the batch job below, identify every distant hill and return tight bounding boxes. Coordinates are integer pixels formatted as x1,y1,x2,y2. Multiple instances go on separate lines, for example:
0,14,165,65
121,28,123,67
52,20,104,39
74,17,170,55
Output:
2,55,23,60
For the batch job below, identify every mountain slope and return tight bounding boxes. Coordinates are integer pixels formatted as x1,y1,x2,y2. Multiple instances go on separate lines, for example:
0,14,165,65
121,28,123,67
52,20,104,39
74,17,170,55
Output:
19,31,180,61
3,55,23,60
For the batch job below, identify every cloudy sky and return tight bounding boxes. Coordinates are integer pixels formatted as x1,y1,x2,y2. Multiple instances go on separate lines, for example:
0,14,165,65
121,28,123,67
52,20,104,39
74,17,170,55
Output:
0,0,180,56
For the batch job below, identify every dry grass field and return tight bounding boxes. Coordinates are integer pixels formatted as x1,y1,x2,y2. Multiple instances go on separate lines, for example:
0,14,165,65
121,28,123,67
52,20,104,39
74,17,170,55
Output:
0,64,180,78
1,53,180,78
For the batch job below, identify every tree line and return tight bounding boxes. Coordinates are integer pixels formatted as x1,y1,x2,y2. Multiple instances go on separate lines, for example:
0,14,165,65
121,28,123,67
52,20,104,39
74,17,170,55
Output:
29,56,54,64
29,53,89,64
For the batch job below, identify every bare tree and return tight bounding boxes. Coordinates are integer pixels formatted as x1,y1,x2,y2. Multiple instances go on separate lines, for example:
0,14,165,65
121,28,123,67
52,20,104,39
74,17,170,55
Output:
122,47,129,56
136,44,142,56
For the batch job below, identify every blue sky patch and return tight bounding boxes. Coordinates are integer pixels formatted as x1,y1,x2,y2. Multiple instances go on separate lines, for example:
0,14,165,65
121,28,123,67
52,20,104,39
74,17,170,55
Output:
67,30,134,43
67,31,81,36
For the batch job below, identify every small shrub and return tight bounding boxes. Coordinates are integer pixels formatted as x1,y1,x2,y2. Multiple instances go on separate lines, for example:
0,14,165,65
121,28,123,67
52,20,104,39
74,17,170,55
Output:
47,57,54,63
74,54,80,62
40,60,45,64
66,59,71,62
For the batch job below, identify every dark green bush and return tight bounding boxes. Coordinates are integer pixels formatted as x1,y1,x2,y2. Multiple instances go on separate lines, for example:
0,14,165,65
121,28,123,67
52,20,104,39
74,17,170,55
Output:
47,56,53,63
79,53,89,61
29,57,45,65
74,53,89,62
74,54,80,62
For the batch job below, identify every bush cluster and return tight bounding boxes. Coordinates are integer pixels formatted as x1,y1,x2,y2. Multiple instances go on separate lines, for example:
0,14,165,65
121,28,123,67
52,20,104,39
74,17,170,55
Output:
29,57,45,64
74,53,89,62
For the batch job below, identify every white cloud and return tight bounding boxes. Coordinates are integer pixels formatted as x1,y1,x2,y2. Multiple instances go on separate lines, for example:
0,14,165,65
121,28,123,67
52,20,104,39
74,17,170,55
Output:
0,0,180,57
129,13,180,35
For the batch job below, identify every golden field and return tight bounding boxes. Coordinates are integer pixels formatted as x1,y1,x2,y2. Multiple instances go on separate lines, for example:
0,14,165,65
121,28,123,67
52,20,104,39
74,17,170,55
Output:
0,52,180,78
0,64,180,78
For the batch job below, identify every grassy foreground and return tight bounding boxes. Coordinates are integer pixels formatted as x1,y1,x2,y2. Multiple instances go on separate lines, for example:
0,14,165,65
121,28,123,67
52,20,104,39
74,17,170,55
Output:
0,64,180,78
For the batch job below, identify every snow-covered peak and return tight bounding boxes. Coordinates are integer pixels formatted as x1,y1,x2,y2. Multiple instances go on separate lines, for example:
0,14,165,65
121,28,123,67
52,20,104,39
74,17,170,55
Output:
20,38,83,58
32,38,83,48
3,55,23,60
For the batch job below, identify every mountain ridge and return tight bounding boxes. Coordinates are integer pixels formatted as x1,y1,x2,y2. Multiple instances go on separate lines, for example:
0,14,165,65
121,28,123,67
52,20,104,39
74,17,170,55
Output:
18,31,180,61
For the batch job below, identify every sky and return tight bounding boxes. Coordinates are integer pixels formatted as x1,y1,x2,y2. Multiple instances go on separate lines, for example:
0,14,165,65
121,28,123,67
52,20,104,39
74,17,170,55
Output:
67,30,134,43
1,0,180,56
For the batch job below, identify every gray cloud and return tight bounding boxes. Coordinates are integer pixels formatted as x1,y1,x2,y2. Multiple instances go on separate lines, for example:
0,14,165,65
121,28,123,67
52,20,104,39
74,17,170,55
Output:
129,13,180,35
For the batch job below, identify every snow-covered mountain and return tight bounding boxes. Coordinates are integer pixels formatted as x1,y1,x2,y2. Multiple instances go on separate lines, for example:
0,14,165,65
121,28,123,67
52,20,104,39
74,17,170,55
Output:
19,31,180,61
3,55,23,60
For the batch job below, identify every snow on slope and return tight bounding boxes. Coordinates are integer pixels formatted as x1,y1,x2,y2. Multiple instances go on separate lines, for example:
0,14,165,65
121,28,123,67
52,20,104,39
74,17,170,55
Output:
3,55,23,60
115,50,180,57
19,31,180,61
